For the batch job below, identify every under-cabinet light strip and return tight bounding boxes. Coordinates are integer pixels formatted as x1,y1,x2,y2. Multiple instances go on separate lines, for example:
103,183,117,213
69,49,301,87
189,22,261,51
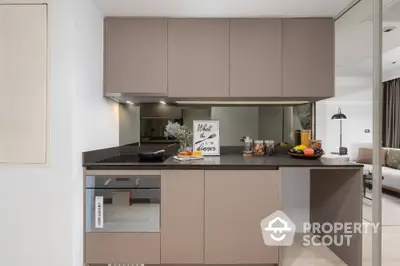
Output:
175,101,309,105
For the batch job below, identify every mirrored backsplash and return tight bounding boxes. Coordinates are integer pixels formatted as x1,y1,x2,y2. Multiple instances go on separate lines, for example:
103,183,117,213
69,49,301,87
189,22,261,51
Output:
120,103,314,146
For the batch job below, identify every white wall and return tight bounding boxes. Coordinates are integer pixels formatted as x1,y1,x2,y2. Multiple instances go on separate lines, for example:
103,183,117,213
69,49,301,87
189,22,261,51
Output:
316,88,373,154
72,2,119,266
384,66,400,82
211,107,259,146
0,2,75,266
0,1,119,266
317,65,400,155
119,104,140,145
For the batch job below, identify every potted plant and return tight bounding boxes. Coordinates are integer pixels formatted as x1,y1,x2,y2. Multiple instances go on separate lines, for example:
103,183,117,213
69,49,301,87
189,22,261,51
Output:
164,121,192,151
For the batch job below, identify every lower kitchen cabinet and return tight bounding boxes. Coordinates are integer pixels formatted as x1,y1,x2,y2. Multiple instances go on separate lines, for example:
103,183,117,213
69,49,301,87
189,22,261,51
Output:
204,170,280,264
84,171,162,265
85,232,160,264
161,170,205,263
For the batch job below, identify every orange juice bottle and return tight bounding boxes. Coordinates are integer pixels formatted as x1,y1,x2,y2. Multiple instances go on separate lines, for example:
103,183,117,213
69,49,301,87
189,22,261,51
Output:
301,130,311,147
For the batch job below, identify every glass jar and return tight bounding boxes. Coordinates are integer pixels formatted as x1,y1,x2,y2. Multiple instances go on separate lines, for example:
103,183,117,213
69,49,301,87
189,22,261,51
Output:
294,130,302,146
243,137,253,153
265,140,275,156
311,140,322,150
253,140,265,156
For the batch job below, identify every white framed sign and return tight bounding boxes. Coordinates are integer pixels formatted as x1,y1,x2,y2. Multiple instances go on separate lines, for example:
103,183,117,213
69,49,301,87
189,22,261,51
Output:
193,120,220,156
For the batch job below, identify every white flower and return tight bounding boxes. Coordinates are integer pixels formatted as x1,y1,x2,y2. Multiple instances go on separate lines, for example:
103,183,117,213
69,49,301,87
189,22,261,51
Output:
164,121,192,142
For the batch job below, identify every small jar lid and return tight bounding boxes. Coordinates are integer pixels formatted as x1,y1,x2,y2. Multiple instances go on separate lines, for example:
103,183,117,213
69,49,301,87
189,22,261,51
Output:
254,140,263,144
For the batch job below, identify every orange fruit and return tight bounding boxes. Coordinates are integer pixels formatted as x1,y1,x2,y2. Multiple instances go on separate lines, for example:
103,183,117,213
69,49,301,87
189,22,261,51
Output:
304,148,315,156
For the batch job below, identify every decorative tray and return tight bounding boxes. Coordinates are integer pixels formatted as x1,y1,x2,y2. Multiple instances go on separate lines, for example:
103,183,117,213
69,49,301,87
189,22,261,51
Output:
288,152,322,160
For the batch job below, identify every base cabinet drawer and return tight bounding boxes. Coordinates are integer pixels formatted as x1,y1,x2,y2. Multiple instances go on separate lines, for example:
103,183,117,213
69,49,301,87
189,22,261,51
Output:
85,233,160,264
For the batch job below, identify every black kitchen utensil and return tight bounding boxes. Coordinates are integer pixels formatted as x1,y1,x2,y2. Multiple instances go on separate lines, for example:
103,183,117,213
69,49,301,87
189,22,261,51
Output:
195,133,216,145
138,149,165,162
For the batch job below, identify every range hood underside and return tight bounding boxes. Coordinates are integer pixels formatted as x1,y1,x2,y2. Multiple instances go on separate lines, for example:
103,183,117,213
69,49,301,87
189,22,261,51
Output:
106,93,322,106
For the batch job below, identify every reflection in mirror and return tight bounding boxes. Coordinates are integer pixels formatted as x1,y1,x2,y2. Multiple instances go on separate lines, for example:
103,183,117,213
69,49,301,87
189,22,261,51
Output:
137,104,314,146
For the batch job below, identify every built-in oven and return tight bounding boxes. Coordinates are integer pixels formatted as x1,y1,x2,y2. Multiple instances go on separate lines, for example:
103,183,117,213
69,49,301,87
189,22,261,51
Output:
85,173,161,233
84,170,162,264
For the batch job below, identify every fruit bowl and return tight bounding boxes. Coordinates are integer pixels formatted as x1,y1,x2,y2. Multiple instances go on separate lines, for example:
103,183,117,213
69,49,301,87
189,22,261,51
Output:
288,145,324,159
288,152,322,159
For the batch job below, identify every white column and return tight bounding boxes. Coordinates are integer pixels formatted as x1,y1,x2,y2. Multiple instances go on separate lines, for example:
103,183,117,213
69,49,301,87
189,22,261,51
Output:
372,0,383,265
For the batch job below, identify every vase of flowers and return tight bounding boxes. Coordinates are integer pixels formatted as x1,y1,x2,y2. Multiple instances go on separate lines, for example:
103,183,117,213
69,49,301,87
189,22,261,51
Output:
164,121,192,151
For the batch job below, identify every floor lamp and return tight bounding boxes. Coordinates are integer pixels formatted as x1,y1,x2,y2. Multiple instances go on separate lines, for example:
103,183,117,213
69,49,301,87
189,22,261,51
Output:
331,108,348,155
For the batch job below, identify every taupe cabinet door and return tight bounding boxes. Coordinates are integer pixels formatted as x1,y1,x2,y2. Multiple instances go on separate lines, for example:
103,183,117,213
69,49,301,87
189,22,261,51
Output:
168,19,230,97
161,170,205,263
0,4,47,164
204,170,279,264
85,232,160,264
230,19,282,97
104,18,167,94
282,19,334,97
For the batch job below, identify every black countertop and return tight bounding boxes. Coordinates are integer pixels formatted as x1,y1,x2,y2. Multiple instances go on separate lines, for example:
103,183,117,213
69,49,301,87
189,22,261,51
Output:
84,153,363,170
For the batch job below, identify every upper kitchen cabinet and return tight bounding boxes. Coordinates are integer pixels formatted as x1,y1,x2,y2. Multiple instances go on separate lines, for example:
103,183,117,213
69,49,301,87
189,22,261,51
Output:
104,18,167,95
168,19,230,98
282,19,334,98
0,4,47,164
230,19,282,97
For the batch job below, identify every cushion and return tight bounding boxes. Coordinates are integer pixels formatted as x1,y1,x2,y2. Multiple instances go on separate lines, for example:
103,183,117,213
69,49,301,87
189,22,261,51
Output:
386,149,400,169
356,148,387,165
349,142,373,161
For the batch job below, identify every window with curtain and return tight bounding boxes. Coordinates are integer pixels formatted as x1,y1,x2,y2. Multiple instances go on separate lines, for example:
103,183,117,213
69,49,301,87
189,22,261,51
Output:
383,78,400,148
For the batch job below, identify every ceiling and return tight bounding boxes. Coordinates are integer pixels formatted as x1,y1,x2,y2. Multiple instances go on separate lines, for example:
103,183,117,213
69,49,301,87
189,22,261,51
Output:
335,0,400,79
93,0,355,17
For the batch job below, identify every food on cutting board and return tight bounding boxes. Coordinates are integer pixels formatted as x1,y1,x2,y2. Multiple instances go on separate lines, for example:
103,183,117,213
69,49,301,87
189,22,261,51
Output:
178,150,203,158
193,151,202,157
174,150,204,161
178,150,191,157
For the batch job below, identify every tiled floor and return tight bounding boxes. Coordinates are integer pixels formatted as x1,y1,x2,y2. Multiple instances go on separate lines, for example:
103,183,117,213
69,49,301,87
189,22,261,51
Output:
282,235,346,266
362,226,400,266
363,191,400,225
362,191,400,266
282,191,400,266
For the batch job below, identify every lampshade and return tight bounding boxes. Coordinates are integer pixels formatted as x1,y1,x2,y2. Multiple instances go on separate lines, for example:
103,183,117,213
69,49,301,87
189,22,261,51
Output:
331,108,347,120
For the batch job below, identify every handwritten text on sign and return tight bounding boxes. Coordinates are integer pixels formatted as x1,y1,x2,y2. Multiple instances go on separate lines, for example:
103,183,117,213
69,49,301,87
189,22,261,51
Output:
193,120,220,156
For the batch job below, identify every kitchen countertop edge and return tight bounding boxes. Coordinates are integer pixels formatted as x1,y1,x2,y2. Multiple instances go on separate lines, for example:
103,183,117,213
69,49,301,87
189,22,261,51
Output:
83,155,364,170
